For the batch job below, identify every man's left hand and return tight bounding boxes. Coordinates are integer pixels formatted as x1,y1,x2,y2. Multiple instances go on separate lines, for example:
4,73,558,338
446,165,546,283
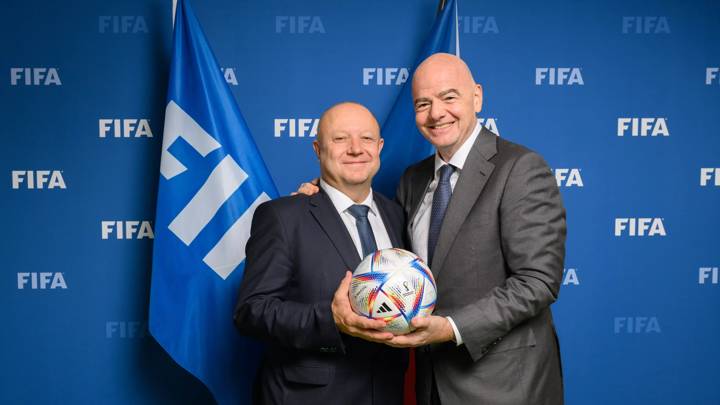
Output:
386,315,455,348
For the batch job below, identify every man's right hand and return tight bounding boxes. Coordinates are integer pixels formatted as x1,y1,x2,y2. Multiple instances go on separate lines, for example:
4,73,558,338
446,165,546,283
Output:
332,271,394,342
291,178,320,196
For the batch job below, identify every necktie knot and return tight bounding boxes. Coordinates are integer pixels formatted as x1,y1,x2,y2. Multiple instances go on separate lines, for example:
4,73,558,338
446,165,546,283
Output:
347,204,370,220
438,164,455,183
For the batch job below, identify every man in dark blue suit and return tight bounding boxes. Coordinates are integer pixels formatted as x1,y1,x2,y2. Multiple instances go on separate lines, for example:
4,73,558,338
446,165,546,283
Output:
234,102,408,405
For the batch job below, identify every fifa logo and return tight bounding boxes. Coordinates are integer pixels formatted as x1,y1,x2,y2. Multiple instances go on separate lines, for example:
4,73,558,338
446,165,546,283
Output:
275,16,325,34
274,118,319,138
99,119,153,138
98,16,148,34
101,221,154,240
400,281,416,297
614,317,661,333
362,68,409,86
11,170,66,189
614,218,666,237
17,272,67,289
535,68,584,85
457,16,499,34
552,169,583,187
478,118,500,136
617,118,669,137
10,68,61,86
161,101,270,279
622,17,670,34
106,321,147,338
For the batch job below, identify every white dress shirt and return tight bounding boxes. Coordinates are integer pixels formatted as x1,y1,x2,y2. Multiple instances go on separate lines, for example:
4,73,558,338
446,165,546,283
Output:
320,179,393,259
409,119,483,345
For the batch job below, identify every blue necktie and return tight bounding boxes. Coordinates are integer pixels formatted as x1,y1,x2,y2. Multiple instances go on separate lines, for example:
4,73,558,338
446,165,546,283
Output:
347,204,378,259
428,164,454,266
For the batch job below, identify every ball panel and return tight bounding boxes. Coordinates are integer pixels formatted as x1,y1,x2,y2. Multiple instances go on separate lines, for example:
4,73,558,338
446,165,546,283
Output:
349,248,437,334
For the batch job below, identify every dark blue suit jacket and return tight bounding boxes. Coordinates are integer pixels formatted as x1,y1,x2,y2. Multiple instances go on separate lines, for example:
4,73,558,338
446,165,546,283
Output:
234,188,408,405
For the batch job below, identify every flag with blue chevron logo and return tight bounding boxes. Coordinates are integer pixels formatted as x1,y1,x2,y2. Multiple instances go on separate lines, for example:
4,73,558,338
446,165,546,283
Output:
149,0,277,403
375,0,460,197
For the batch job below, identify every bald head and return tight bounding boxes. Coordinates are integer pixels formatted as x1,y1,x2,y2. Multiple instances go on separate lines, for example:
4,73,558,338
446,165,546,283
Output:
313,102,384,202
412,53,477,93
411,53,483,160
317,102,380,143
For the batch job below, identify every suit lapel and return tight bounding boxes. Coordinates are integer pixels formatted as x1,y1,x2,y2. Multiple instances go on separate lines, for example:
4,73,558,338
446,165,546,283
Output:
408,157,435,235
309,189,361,271
431,128,498,278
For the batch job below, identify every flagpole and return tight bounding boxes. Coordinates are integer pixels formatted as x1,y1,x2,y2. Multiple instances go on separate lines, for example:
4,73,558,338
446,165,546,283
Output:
172,0,177,27
436,0,459,57
436,0,447,15
454,0,460,57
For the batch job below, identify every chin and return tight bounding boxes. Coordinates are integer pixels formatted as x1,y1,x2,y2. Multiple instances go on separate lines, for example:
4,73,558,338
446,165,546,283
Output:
346,177,370,185
340,175,370,186
430,136,458,151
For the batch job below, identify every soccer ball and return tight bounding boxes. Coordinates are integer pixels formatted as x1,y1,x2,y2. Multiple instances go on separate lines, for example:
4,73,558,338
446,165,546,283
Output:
349,248,437,335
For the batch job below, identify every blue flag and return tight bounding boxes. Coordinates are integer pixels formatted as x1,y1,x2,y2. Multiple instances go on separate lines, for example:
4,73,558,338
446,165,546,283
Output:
375,0,460,197
149,0,277,403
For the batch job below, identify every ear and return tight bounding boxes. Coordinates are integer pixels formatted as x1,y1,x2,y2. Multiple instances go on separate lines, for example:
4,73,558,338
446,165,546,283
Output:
378,138,384,154
473,84,483,113
312,140,321,159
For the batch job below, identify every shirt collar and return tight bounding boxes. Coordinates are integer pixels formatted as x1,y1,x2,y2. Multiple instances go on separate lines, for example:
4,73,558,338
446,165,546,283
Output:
433,118,482,175
320,179,376,215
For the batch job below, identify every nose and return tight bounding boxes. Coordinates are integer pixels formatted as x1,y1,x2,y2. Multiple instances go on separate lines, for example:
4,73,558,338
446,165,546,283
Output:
348,135,362,155
428,101,444,122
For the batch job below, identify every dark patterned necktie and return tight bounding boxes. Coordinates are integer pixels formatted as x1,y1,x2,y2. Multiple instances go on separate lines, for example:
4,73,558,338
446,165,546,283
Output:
347,204,378,258
427,164,454,266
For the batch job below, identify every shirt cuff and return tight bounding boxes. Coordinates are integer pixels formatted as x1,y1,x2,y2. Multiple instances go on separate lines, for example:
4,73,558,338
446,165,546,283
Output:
446,316,463,346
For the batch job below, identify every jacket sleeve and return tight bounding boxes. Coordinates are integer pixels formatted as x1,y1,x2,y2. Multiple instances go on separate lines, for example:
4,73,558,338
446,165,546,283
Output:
233,201,344,353
451,151,567,361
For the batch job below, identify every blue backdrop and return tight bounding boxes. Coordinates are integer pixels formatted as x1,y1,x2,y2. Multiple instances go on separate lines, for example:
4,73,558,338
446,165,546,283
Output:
1,0,719,403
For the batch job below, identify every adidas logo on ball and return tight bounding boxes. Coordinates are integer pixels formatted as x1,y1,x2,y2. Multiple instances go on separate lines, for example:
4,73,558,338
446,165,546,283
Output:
376,303,393,314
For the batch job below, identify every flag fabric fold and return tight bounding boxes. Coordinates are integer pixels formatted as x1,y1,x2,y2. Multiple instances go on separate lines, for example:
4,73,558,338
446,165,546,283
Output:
149,0,278,403
375,0,460,197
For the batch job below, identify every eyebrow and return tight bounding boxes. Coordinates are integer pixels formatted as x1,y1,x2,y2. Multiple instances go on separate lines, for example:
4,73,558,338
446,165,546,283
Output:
414,88,462,106
438,88,461,97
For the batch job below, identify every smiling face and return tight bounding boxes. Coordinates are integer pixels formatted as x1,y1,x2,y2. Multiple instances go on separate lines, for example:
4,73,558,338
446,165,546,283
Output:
313,103,384,196
412,53,483,161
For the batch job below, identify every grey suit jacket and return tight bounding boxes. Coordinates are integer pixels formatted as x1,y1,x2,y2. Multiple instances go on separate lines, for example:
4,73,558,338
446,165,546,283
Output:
397,127,566,405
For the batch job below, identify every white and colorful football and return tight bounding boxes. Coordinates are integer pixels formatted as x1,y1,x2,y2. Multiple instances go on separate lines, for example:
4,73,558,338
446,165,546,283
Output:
349,248,437,335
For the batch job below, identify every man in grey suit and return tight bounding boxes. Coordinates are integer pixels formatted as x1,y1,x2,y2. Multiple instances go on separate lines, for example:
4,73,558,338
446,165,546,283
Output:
388,53,567,404
300,54,566,404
